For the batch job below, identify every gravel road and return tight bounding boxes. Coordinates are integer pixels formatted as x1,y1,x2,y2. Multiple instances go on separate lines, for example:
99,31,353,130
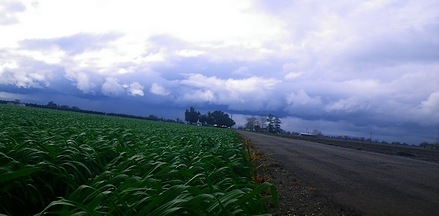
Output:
238,131,439,216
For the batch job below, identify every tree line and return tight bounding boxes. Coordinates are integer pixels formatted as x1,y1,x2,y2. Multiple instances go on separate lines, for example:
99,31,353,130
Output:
4,99,436,147
419,141,439,150
184,107,235,128
243,114,282,134
0,100,180,123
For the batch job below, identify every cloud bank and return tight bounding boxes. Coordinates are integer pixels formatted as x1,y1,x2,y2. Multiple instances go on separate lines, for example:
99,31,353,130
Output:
1,0,438,144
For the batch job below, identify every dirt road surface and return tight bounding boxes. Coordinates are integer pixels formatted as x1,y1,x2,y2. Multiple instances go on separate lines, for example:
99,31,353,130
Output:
238,131,439,216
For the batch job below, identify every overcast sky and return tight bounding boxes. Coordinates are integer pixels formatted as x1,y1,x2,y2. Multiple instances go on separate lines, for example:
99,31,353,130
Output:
1,0,438,144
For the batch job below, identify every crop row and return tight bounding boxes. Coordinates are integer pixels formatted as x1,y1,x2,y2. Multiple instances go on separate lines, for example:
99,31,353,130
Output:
0,105,276,215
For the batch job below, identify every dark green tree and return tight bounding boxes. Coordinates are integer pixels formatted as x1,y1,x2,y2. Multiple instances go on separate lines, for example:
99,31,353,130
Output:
184,107,200,124
258,115,267,131
274,116,282,134
267,114,282,134
254,125,261,132
199,114,212,125
267,114,275,133
209,111,235,127
46,101,58,109
205,112,215,125
147,114,159,121
245,116,258,131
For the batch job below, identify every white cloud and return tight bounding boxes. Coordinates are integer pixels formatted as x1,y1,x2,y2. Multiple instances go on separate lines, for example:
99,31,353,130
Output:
101,77,124,96
150,83,169,96
412,91,439,124
0,0,26,25
64,71,96,93
325,97,371,113
1,0,438,144
18,48,65,65
0,59,19,71
0,55,53,88
175,49,206,57
128,82,144,96
0,0,290,65
420,92,439,115
180,74,279,93
284,72,302,80
74,73,94,93
178,74,281,110
180,89,215,103
286,89,321,106
233,66,249,75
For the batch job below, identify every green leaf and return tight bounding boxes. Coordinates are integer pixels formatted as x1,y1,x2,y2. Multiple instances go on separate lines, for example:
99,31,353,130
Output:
0,166,39,183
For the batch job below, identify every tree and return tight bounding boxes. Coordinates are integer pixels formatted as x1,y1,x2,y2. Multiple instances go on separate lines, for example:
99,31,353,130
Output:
184,107,200,124
265,114,282,134
254,125,261,132
198,114,208,125
267,114,275,133
258,115,267,131
146,114,159,121
245,116,258,130
205,112,215,125
46,101,58,109
71,106,81,111
209,110,235,127
274,116,282,134
199,114,214,126
184,108,235,127
312,129,322,137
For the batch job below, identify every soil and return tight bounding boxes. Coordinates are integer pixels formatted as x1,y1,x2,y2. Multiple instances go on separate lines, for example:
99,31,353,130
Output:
282,135,439,164
241,135,362,216
239,132,439,215
250,146,361,215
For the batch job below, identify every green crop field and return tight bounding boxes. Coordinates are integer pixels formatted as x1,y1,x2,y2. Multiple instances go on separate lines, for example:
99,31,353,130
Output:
0,105,277,215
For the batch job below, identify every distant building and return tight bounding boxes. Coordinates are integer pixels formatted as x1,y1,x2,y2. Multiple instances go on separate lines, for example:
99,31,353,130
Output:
299,132,317,137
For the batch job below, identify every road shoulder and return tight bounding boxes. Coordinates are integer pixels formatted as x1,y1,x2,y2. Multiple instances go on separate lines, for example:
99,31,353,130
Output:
241,133,362,215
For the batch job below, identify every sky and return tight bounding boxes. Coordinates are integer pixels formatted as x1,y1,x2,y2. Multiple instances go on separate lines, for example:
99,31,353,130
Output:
1,0,438,144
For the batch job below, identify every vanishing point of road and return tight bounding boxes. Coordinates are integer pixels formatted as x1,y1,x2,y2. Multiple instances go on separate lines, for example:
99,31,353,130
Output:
238,131,439,216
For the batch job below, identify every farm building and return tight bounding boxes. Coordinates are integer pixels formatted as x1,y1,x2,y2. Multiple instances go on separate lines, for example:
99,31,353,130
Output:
299,132,317,137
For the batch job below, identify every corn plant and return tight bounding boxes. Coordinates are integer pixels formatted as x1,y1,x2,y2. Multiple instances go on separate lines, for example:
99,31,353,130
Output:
0,105,277,215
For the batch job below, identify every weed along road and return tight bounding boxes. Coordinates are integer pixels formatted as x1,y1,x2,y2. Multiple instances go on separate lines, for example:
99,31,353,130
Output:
238,131,439,216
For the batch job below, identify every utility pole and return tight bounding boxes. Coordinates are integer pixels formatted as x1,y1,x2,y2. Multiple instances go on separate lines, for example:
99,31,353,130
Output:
370,132,372,144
